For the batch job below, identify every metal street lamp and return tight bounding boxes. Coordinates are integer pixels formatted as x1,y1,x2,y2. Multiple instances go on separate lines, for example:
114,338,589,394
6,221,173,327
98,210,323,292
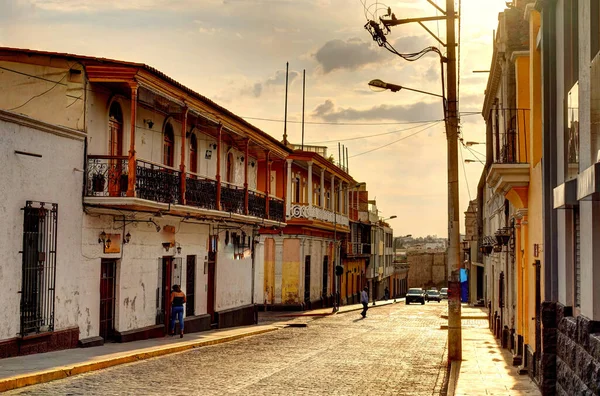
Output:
464,159,477,163
382,215,397,221
368,79,444,98
465,141,485,146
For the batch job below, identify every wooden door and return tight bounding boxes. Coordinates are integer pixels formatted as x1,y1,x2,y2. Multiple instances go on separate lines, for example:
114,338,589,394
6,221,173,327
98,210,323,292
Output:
100,259,116,340
108,115,123,197
207,251,216,324
304,256,311,305
161,257,173,333
186,255,196,317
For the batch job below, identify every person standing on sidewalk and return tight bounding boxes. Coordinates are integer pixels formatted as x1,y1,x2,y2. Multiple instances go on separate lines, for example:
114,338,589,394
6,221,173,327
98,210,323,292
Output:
360,287,369,318
170,285,186,338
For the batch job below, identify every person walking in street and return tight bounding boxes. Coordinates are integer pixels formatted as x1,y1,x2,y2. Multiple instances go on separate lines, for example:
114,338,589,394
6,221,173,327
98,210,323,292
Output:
170,284,186,338
384,286,390,301
360,287,369,318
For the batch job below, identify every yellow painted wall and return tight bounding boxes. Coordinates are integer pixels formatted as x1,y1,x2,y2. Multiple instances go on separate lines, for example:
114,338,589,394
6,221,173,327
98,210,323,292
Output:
282,239,300,304
525,8,543,351
530,11,542,167
515,55,531,163
264,238,275,304
512,53,531,344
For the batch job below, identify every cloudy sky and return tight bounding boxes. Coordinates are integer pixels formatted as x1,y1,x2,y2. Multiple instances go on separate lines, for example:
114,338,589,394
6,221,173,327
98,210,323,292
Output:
0,0,506,237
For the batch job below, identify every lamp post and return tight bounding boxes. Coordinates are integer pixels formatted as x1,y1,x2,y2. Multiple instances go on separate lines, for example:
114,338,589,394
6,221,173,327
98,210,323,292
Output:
332,182,366,313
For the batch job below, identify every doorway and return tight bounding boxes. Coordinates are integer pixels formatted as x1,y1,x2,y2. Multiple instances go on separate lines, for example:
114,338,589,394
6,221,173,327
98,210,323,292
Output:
186,255,196,317
99,259,117,341
108,102,124,197
207,251,216,325
304,255,311,305
157,256,182,333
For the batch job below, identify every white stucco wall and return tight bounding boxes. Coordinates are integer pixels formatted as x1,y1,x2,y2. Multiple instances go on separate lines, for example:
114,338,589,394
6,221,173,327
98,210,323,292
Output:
215,225,254,311
81,215,210,336
0,111,85,341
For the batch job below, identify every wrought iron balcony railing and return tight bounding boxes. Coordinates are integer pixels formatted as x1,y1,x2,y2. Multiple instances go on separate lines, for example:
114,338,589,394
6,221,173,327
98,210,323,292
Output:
269,197,285,223
220,182,245,215
86,156,129,197
288,203,349,227
248,190,267,218
488,108,530,164
136,159,181,204
343,242,371,256
186,174,217,210
86,156,284,222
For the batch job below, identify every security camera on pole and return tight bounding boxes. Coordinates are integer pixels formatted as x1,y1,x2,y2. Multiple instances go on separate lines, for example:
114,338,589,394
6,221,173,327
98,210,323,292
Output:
364,0,461,360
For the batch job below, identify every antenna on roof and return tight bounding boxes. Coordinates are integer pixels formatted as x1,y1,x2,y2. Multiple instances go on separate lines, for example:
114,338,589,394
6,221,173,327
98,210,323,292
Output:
283,62,289,146
301,69,306,150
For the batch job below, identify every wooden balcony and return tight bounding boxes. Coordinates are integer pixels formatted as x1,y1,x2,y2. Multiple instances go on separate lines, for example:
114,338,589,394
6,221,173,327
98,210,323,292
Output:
84,156,284,225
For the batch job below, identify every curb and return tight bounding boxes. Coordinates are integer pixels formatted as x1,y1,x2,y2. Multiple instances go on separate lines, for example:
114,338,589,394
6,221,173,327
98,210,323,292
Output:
440,314,489,320
0,327,278,393
447,360,460,396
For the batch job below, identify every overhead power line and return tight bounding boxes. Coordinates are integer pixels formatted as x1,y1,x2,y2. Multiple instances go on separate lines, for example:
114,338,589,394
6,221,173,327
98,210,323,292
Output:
350,121,441,158
307,121,439,144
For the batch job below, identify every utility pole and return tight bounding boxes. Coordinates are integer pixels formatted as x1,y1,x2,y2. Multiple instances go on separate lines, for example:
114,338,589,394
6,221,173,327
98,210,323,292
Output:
445,0,462,361
365,0,461,361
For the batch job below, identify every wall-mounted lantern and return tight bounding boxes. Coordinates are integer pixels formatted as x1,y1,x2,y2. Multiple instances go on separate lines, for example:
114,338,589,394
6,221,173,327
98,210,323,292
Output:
495,227,512,246
162,242,173,252
123,232,131,244
98,231,111,249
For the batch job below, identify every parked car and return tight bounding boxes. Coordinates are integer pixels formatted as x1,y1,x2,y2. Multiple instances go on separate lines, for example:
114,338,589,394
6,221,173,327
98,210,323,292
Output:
426,290,442,303
440,288,448,299
406,288,425,305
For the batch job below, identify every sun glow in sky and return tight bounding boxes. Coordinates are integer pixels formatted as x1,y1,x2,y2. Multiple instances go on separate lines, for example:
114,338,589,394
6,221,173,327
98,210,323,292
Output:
0,0,508,237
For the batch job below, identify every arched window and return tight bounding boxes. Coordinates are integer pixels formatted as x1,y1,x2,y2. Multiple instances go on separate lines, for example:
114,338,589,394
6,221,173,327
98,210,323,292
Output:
189,133,198,174
226,152,234,183
108,102,123,156
163,122,174,167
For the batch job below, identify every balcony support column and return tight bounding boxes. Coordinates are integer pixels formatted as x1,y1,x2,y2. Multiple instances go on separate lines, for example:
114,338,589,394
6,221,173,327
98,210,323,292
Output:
286,159,292,217
244,139,249,215
320,169,325,208
265,150,271,219
307,161,313,218
126,82,138,197
330,175,335,211
338,182,342,215
179,107,188,205
216,124,222,211
346,186,350,215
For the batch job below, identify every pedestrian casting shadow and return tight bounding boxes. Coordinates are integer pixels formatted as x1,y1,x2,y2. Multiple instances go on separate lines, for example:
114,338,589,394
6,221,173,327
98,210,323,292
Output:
353,318,365,322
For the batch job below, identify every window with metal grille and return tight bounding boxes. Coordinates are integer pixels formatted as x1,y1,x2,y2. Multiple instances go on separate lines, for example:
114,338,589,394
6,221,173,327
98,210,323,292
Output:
322,255,328,297
186,255,196,317
20,201,58,335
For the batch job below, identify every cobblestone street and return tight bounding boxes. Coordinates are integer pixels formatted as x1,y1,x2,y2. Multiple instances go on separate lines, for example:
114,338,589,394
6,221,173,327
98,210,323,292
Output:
8,303,449,396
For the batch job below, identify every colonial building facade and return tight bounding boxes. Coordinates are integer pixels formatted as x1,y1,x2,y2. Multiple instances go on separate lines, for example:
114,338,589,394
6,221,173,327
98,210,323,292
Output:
0,47,289,356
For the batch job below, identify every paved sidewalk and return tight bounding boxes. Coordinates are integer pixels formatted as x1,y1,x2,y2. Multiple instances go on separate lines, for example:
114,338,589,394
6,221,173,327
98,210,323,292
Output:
448,306,541,396
0,324,278,392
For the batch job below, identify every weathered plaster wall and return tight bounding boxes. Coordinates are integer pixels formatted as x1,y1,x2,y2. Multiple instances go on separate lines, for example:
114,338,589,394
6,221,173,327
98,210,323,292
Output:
282,238,300,304
407,252,447,290
82,215,209,336
0,59,85,131
0,113,85,341
215,226,253,311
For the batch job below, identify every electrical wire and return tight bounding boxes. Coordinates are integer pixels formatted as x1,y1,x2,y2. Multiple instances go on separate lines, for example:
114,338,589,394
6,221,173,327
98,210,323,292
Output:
241,115,445,126
306,121,440,144
350,121,441,158
459,143,472,200
8,72,68,111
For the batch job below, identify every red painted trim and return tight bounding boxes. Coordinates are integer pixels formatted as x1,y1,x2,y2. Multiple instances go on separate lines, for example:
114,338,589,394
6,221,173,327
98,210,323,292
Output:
126,83,138,197
216,124,222,210
179,107,188,205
